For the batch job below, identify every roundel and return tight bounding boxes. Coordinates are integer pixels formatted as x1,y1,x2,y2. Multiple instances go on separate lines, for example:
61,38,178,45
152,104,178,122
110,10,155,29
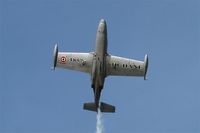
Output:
60,56,67,64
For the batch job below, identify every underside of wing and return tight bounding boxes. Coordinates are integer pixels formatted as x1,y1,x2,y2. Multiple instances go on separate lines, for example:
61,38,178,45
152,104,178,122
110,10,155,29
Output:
106,54,148,79
53,44,93,74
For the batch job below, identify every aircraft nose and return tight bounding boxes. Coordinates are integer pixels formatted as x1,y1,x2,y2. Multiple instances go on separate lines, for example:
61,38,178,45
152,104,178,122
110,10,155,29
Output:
100,19,105,24
98,19,107,33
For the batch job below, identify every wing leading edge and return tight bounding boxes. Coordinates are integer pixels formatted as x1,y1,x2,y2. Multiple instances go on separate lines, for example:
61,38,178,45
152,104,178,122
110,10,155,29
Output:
106,54,148,80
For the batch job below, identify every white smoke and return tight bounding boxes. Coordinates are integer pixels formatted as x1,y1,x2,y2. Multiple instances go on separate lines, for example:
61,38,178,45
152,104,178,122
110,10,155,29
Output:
95,108,104,133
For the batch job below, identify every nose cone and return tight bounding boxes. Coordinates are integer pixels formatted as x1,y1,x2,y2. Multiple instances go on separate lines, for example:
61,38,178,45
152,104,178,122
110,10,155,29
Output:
100,19,106,24
98,19,107,33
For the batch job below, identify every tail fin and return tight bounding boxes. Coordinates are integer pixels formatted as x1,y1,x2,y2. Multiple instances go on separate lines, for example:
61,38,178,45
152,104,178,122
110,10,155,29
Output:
83,102,115,113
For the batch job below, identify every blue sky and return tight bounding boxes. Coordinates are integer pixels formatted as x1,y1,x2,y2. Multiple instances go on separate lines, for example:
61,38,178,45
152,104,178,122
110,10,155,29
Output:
0,0,199,133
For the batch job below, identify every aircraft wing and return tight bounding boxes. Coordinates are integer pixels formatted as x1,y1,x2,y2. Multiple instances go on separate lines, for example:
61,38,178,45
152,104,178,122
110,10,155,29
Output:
106,54,148,79
53,44,93,74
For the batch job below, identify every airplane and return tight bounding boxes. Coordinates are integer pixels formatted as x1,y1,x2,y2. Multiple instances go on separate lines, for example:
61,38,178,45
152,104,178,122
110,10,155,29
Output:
52,19,148,113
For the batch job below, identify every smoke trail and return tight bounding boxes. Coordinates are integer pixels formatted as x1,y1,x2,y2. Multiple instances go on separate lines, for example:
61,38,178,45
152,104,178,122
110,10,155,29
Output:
95,108,104,133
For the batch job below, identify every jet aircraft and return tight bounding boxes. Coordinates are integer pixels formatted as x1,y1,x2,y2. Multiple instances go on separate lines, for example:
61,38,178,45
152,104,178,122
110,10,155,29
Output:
52,19,148,113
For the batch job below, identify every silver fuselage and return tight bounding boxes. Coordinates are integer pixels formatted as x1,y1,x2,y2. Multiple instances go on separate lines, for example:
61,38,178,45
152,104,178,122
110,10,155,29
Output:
91,19,107,106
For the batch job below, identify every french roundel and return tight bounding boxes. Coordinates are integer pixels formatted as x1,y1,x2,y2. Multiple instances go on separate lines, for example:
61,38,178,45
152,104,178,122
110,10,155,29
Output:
60,56,67,64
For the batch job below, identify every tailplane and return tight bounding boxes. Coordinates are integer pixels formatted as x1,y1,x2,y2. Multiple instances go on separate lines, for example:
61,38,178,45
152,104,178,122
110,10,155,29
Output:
83,102,115,113
83,102,97,112
100,102,115,113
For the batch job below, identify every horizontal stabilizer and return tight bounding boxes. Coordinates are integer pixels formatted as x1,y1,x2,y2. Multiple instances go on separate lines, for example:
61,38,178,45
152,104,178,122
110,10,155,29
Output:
83,102,97,112
100,102,115,113
83,102,115,113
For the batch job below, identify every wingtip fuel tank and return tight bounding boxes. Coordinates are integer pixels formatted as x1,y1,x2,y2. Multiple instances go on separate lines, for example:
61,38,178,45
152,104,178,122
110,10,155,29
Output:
144,54,149,80
52,44,58,70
